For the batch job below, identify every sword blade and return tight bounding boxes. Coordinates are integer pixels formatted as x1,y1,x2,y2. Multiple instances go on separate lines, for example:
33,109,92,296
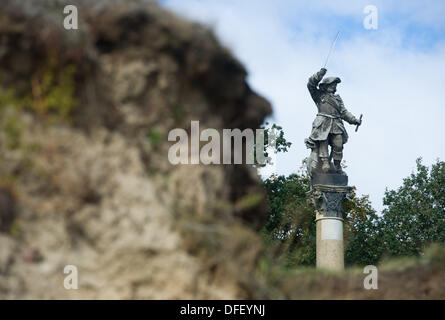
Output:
323,31,340,68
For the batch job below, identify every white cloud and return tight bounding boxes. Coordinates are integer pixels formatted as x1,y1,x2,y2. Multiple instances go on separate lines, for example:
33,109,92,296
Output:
162,0,445,212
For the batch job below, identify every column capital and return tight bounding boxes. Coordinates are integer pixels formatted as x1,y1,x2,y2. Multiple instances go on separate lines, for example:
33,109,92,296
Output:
308,184,352,220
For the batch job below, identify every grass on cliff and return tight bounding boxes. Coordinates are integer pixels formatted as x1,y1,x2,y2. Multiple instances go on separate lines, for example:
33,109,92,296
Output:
0,56,78,235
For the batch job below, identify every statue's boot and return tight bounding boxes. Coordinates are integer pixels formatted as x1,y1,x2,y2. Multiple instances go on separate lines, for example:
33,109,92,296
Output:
334,160,343,174
321,158,330,173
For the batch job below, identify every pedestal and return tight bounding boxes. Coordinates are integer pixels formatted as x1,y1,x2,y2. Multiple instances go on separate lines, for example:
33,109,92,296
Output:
308,174,351,271
316,214,344,271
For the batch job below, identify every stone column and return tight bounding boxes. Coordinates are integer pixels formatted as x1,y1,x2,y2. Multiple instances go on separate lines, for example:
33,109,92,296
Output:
309,177,351,271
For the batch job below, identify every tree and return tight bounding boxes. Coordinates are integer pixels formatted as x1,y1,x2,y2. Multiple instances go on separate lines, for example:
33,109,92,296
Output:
344,189,382,265
379,158,445,257
255,123,292,167
262,172,316,266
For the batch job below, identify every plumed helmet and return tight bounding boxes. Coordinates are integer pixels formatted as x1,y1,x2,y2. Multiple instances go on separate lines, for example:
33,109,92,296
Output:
320,77,341,87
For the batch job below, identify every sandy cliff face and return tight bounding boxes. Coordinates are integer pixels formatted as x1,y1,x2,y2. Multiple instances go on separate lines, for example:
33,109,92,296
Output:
0,0,271,299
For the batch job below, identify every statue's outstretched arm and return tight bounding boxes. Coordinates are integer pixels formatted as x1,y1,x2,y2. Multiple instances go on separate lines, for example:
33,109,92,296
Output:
338,98,361,125
307,68,327,102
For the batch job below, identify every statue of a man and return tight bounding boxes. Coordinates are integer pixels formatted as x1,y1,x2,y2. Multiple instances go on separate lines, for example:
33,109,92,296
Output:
305,68,361,174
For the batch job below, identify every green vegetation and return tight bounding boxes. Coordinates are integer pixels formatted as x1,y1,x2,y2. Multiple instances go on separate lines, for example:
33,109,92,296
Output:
379,158,445,256
0,56,78,233
146,127,162,149
0,55,77,175
29,60,77,121
0,56,77,126
261,173,315,267
0,87,28,151
255,122,292,167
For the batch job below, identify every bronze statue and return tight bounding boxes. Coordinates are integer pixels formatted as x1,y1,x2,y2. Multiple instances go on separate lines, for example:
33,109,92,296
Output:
305,68,362,175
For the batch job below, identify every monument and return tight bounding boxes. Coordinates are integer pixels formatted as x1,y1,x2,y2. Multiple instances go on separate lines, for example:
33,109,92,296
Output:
304,67,362,271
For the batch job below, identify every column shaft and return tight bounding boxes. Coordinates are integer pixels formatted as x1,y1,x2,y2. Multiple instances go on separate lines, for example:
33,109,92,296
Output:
316,217,344,270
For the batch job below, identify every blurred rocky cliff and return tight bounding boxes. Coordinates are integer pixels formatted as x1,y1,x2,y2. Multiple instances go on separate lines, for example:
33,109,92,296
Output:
0,0,271,299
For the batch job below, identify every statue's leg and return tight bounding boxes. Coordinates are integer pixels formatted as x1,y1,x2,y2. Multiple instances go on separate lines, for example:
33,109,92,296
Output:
319,140,330,173
331,134,343,173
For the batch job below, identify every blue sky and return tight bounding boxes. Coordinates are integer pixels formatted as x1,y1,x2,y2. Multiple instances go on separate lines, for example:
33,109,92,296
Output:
160,0,445,212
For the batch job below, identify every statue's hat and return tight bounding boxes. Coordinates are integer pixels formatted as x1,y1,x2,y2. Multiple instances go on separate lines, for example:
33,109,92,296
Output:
320,77,341,86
